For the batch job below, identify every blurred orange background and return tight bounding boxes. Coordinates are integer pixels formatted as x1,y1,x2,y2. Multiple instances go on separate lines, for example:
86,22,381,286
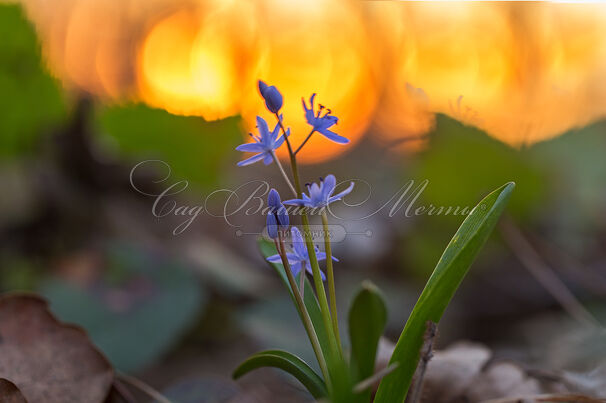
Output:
16,0,606,162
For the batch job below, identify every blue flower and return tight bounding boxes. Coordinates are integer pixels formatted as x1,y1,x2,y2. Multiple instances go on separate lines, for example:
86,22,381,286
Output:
283,174,354,208
266,188,289,239
236,116,289,166
267,227,337,280
259,80,283,113
302,94,348,144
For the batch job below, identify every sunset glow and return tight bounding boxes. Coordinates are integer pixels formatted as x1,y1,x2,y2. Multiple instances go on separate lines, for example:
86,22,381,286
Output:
18,0,606,162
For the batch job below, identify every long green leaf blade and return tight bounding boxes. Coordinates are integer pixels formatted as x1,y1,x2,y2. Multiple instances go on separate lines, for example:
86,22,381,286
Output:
374,182,515,403
348,281,387,402
233,349,327,398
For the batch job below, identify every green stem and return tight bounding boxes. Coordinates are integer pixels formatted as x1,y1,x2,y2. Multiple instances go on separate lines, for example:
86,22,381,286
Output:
275,237,330,384
271,151,297,196
294,129,315,155
321,211,341,351
274,112,342,361
275,113,302,195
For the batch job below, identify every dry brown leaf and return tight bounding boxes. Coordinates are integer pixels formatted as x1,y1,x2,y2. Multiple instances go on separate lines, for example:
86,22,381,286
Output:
466,361,543,401
0,378,27,403
421,342,492,402
481,394,606,403
0,294,113,403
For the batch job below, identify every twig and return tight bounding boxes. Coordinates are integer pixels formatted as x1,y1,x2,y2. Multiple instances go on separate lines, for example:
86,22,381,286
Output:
353,363,399,394
499,217,602,329
530,234,606,296
112,379,138,403
116,373,173,403
405,321,437,403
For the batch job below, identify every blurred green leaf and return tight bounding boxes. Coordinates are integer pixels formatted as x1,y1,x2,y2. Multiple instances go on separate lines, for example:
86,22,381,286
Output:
95,104,241,189
0,4,66,158
375,182,514,403
233,349,327,399
39,243,205,372
406,115,545,273
347,281,387,402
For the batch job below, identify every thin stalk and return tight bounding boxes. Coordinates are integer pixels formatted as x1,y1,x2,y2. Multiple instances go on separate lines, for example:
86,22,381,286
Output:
271,151,296,196
321,211,341,351
274,112,342,360
117,373,172,403
294,129,315,155
301,213,339,355
275,113,302,195
275,236,330,384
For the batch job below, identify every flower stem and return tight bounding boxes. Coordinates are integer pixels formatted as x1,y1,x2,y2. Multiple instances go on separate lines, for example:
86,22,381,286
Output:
321,211,341,351
274,112,343,362
294,129,315,155
275,113,302,195
271,151,297,196
275,237,330,384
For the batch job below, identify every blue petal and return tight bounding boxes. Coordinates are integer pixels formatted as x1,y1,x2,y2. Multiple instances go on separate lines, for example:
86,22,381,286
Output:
256,116,270,141
322,175,337,200
237,153,265,166
270,122,281,143
318,129,349,144
266,213,278,239
268,188,281,208
302,95,315,124
274,133,286,149
328,181,355,203
258,80,269,95
283,198,308,206
290,262,302,278
304,264,326,281
263,153,274,165
236,143,263,153
315,252,327,262
266,253,282,263
285,252,299,262
291,227,307,258
277,206,289,229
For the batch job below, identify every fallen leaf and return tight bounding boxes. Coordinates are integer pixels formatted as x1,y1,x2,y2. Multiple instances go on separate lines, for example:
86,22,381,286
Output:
0,294,113,403
0,378,27,403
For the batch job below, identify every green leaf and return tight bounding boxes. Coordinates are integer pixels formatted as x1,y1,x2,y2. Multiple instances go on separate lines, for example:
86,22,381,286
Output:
0,4,66,159
40,243,205,372
348,281,387,401
374,182,515,403
95,103,241,190
233,350,327,399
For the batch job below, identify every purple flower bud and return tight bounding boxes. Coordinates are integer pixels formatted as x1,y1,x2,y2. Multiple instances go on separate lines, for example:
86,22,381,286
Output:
258,80,283,113
267,188,289,239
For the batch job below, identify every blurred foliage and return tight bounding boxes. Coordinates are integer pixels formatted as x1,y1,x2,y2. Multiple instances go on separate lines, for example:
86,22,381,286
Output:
404,115,548,276
95,104,242,189
414,115,547,220
0,4,66,159
529,120,606,237
39,243,205,372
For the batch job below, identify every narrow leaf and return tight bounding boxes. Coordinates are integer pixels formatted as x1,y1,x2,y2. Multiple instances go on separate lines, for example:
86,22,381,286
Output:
374,182,515,403
233,349,327,399
348,281,387,402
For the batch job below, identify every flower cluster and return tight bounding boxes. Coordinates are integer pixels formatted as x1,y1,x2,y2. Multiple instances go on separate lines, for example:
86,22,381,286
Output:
234,80,358,401
236,81,354,283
